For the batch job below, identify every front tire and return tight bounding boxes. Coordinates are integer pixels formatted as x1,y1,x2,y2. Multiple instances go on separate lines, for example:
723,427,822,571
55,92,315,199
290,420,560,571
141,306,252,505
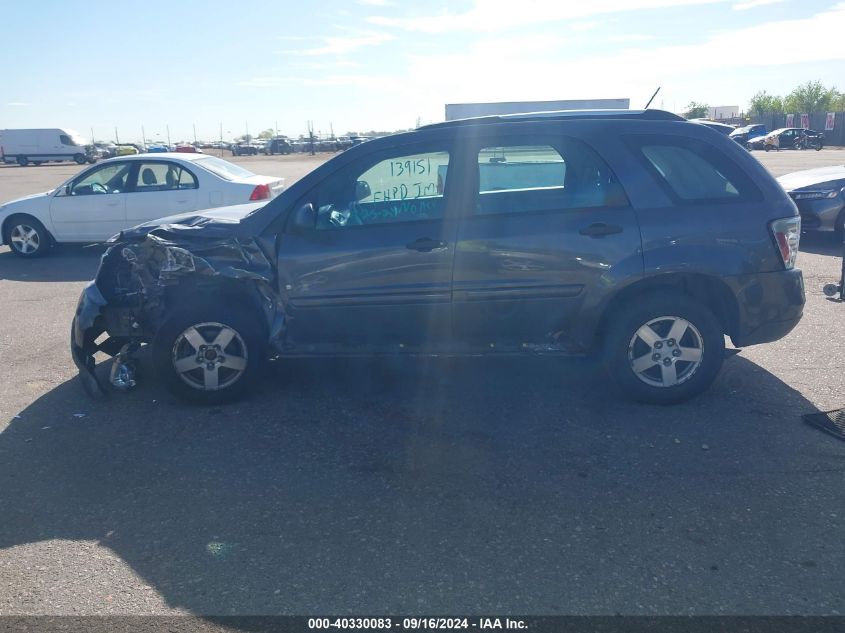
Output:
5,215,49,257
603,294,725,404
152,303,268,404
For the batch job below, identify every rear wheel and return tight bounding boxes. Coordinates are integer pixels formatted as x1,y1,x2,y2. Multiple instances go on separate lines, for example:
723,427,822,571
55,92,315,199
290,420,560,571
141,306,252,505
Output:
152,303,268,404
603,294,725,404
17,156,29,166
73,153,86,165
5,215,49,257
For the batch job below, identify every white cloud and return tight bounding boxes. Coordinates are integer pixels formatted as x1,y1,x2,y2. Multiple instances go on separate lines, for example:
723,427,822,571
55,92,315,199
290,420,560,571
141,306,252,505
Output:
367,0,728,33
6,102,29,107
396,3,845,113
358,0,395,5
732,0,785,9
279,31,395,56
237,74,390,88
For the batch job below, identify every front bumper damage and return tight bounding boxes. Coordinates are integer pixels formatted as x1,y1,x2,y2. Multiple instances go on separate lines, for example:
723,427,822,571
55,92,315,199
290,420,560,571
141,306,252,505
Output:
70,221,283,398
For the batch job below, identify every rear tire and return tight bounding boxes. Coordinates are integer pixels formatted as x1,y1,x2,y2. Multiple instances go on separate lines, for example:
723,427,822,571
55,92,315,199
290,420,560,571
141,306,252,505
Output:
152,302,268,404
73,153,86,165
17,156,29,166
4,215,49,257
603,294,725,404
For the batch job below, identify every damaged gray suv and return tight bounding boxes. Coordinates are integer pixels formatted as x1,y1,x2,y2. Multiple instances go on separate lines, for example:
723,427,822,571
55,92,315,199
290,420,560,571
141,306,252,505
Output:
72,110,805,405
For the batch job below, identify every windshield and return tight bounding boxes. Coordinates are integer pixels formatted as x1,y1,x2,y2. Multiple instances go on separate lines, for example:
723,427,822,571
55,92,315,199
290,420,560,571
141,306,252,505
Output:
193,156,256,181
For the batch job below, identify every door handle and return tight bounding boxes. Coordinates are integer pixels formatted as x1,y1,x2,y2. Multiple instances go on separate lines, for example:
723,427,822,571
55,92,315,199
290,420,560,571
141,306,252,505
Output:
407,237,447,252
579,223,623,237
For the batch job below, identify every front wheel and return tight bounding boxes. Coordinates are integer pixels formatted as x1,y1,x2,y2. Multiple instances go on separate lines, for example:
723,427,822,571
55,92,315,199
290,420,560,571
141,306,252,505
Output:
603,294,725,404
5,216,49,257
152,304,268,404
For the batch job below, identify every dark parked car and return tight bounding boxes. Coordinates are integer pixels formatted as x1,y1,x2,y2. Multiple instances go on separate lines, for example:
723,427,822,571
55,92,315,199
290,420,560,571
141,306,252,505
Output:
262,137,293,155
72,109,804,405
763,128,824,151
729,124,767,146
231,142,260,156
777,165,845,239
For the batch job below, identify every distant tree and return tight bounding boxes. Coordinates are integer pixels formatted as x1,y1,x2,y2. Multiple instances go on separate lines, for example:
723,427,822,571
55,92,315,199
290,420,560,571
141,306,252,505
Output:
783,80,838,113
829,91,845,112
748,91,784,116
257,129,274,139
683,101,710,119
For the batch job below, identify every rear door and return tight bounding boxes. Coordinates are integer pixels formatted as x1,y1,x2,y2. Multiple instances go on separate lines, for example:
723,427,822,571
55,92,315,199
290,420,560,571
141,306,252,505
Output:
124,160,199,224
276,141,459,351
451,133,642,351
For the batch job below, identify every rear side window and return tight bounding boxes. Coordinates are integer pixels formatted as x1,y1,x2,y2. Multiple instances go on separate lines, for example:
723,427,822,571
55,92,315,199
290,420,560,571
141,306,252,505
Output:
473,138,628,216
628,136,761,204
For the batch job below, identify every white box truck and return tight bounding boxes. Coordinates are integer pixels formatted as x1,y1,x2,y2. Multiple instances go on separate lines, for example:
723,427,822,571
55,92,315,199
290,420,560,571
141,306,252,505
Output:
0,128,96,166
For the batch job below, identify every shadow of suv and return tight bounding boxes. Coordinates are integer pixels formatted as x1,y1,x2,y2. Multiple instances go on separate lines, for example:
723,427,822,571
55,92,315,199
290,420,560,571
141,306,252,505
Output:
71,109,804,405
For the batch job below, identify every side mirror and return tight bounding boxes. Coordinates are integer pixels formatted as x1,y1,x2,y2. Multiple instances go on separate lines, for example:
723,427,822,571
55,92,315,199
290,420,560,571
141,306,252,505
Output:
355,180,371,201
290,202,316,231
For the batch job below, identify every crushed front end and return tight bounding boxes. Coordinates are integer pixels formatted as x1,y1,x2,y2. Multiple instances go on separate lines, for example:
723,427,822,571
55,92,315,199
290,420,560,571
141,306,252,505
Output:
71,221,282,398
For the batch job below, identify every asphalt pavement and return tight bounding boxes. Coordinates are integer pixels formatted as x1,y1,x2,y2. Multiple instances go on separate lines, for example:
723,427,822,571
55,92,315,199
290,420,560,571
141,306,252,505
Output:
0,149,844,616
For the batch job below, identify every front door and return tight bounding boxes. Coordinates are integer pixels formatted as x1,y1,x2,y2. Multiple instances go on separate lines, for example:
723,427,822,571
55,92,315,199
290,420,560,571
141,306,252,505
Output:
276,143,458,352
49,161,132,241
451,135,642,352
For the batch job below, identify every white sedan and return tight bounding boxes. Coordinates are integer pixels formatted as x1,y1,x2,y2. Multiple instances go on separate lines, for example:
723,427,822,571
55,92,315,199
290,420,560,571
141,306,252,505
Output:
0,153,284,257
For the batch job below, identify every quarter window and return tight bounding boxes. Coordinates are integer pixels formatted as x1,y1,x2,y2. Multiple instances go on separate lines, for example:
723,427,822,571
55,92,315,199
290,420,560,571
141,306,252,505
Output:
314,150,450,230
627,135,762,204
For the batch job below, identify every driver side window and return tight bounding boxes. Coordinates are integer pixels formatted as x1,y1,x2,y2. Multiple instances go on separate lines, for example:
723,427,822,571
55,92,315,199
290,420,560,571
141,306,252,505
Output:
71,163,131,195
314,150,450,230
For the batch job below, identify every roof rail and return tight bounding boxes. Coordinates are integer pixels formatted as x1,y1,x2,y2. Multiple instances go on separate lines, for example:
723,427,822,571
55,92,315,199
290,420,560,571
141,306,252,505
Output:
419,109,685,130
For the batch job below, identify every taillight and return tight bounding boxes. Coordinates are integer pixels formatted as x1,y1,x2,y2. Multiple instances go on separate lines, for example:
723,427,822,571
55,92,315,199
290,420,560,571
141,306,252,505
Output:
249,183,270,201
770,217,801,269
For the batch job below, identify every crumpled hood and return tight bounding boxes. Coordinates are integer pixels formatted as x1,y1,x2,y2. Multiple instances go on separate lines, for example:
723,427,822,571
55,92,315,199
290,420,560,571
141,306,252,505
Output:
777,165,845,191
112,202,267,242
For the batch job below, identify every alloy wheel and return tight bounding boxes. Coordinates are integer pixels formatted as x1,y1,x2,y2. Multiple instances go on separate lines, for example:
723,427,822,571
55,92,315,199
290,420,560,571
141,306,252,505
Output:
9,224,41,255
627,316,704,388
171,322,248,391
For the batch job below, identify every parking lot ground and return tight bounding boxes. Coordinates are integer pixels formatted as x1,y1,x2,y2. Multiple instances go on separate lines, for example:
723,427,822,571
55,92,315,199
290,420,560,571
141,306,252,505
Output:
0,150,844,616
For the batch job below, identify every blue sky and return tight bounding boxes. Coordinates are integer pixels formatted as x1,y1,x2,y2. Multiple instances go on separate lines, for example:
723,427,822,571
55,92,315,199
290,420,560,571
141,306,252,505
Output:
1,0,844,143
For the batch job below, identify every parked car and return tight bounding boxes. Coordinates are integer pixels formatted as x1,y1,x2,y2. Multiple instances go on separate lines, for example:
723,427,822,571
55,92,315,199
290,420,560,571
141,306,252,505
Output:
745,135,768,151
763,128,824,151
0,128,97,166
1,153,284,257
145,144,170,153
730,124,767,146
94,142,119,159
777,166,845,239
114,145,140,156
262,137,293,155
231,142,260,156
71,109,804,406
175,144,202,153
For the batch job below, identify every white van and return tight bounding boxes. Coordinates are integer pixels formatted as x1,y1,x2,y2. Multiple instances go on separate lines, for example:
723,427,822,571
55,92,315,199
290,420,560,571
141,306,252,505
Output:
0,128,96,166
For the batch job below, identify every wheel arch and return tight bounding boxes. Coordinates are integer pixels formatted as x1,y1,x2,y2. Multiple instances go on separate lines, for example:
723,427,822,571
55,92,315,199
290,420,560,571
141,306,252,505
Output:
1,212,56,247
593,273,740,349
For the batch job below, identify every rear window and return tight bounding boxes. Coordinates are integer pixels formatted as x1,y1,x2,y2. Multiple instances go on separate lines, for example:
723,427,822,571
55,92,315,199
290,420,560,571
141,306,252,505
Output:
627,136,761,204
193,156,255,181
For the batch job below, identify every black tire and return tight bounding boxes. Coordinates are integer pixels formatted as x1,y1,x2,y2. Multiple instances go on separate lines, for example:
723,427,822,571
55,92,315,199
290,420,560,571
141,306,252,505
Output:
152,303,268,404
73,153,86,165
33,161,43,166
17,156,28,166
603,294,725,404
4,215,50,258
